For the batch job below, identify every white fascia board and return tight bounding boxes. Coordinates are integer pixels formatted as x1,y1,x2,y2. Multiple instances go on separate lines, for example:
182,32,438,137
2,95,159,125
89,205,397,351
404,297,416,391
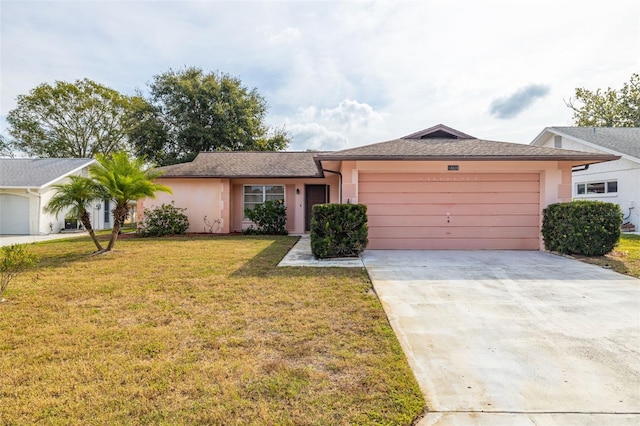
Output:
529,127,554,146
535,128,640,164
39,159,97,189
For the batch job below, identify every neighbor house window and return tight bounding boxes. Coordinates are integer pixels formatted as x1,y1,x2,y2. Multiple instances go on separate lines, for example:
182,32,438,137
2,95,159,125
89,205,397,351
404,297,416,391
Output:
576,180,618,196
104,199,110,223
243,185,285,218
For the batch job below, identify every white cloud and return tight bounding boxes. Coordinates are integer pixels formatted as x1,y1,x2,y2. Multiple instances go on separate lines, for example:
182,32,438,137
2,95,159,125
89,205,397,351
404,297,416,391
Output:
266,27,301,45
2,0,639,148
287,123,348,151
282,99,388,151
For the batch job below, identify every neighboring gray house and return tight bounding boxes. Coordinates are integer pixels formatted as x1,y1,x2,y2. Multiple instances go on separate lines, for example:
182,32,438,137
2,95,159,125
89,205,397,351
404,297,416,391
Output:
0,158,113,235
531,127,640,229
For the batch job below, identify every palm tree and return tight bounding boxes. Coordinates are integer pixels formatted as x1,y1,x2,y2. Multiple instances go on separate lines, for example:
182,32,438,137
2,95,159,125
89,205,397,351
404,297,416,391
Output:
44,176,107,252
91,152,171,251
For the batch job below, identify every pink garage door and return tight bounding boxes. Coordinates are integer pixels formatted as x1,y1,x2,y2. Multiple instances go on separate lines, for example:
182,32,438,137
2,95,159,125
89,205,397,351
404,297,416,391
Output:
359,173,540,250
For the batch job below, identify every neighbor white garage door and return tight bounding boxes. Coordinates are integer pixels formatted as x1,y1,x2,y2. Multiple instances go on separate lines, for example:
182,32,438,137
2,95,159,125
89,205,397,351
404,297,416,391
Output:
359,172,541,250
0,194,30,234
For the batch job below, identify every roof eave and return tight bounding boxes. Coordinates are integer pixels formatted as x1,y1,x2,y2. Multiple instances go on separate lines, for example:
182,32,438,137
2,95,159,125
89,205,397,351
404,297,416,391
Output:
317,154,620,164
539,128,640,163
529,127,554,146
157,174,325,179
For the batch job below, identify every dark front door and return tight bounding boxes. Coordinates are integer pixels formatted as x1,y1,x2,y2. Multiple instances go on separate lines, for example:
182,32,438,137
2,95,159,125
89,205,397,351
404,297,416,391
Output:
305,185,327,231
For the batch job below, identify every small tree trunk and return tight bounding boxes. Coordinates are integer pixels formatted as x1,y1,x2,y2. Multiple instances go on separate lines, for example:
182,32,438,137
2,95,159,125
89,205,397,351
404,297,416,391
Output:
80,211,103,252
105,205,128,251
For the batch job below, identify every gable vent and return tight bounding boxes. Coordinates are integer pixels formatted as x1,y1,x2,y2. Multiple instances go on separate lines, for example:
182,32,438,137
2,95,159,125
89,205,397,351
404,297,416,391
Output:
420,130,461,139
554,135,562,148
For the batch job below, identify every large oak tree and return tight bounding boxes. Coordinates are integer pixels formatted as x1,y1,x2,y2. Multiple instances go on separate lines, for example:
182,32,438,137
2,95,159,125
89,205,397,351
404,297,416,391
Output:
7,79,140,158
566,73,639,127
129,67,289,166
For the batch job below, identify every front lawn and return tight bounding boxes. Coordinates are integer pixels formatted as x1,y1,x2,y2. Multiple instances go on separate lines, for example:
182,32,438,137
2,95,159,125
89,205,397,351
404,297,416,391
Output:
0,236,424,425
575,233,640,277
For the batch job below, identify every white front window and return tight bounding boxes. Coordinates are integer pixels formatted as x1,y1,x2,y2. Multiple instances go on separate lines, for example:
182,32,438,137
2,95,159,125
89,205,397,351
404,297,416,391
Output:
576,180,618,196
243,185,285,218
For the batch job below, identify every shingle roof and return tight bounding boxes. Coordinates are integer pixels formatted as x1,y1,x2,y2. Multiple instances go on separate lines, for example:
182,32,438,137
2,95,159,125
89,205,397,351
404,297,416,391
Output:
543,127,640,160
317,137,619,165
0,158,95,188
156,152,324,178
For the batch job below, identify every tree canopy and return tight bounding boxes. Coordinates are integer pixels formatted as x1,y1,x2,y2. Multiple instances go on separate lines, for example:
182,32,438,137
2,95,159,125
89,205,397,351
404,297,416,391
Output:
129,67,289,166
566,73,640,127
0,135,13,158
6,79,140,158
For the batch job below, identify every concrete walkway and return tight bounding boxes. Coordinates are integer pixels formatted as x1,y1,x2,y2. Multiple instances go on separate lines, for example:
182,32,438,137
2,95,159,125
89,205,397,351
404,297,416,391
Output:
278,235,364,267
0,232,88,247
362,250,640,425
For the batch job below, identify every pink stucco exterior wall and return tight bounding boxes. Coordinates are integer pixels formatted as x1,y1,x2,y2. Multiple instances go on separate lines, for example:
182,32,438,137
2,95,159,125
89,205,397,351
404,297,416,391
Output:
140,176,339,234
139,178,230,233
341,161,572,249
229,177,339,233
140,159,574,250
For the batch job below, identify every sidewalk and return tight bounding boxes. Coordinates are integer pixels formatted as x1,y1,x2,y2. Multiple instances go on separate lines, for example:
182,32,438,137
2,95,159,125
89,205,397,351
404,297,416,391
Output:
278,235,364,267
0,232,88,247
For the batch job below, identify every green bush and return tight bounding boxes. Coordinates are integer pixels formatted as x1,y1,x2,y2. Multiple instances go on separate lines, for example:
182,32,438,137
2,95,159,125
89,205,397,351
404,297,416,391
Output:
137,202,190,237
310,204,368,259
1,244,39,299
541,200,622,255
244,200,288,235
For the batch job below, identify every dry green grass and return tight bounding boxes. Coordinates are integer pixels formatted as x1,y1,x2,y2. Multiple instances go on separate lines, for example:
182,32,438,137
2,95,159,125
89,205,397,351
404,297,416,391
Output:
0,235,424,425
574,233,640,277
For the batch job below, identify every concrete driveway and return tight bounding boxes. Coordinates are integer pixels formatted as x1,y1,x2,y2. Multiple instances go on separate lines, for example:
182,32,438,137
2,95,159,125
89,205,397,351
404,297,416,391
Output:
362,250,640,425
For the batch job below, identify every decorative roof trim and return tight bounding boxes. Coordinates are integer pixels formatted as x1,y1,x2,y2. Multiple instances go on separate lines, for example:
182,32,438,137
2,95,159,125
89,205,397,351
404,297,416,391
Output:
401,124,476,140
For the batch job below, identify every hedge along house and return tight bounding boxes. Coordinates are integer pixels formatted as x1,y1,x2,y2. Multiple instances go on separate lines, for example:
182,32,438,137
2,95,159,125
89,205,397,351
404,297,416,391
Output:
140,124,618,250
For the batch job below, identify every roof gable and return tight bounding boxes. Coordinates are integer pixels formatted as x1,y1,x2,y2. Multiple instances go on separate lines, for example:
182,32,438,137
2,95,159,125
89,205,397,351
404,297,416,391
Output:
532,127,640,161
402,124,476,140
0,158,95,188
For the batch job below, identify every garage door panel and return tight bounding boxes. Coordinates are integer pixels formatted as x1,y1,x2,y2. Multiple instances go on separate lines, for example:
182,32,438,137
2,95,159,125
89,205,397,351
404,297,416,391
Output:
369,226,539,239
366,203,540,216
367,238,540,250
360,172,540,250
0,194,30,234
368,214,540,227
359,181,540,193
360,173,540,183
360,192,539,205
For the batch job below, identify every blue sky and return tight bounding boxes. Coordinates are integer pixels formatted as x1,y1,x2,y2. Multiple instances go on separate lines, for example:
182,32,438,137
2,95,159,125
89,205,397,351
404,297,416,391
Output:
1,0,638,151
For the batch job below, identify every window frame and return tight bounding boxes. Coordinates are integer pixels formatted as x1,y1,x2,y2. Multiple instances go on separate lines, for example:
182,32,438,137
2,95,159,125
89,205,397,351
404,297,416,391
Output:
243,185,285,220
575,180,618,197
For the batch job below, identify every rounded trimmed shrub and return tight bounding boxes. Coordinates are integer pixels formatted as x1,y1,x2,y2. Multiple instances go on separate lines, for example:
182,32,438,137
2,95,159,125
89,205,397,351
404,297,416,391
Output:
541,200,622,256
310,204,368,258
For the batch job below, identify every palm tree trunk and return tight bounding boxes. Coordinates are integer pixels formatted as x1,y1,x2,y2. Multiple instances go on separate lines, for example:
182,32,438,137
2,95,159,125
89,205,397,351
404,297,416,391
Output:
80,211,103,252
106,205,128,251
